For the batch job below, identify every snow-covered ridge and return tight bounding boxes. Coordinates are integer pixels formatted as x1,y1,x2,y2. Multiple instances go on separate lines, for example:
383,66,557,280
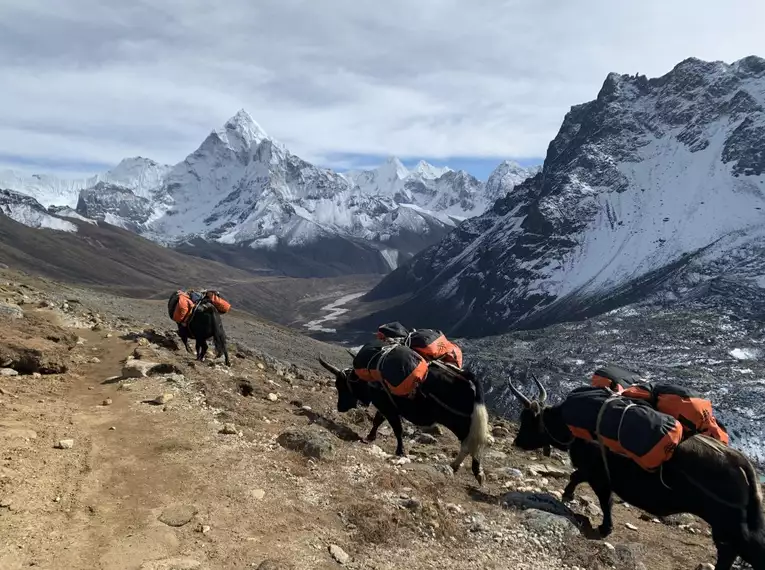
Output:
0,109,539,275
0,189,78,233
0,157,171,209
364,55,765,336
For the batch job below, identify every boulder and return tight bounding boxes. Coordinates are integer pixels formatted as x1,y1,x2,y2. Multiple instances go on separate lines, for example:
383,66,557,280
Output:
502,491,577,519
521,508,580,538
122,360,181,378
0,302,23,320
140,329,182,351
276,428,335,460
158,504,198,527
0,337,70,374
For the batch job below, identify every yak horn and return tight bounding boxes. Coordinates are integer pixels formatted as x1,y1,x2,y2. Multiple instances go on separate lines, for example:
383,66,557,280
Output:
530,371,548,404
507,379,532,408
317,355,340,376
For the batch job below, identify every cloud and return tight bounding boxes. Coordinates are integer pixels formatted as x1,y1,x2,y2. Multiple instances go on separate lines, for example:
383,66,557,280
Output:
1,0,764,175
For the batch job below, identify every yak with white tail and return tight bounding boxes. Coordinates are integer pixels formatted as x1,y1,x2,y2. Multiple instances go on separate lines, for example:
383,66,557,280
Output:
317,355,490,485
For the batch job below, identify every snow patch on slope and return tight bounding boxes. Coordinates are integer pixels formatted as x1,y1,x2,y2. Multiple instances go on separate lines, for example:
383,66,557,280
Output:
1,203,77,233
528,129,765,300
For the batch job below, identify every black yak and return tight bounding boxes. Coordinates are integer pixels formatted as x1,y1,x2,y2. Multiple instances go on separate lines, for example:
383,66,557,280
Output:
508,376,765,570
178,300,230,366
317,357,489,484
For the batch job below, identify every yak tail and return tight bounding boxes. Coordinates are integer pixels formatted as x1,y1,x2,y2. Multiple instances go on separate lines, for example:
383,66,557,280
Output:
741,457,765,532
464,372,489,462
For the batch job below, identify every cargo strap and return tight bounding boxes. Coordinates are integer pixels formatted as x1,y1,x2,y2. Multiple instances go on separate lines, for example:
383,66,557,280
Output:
594,394,637,485
183,299,204,326
541,413,575,449
358,343,407,408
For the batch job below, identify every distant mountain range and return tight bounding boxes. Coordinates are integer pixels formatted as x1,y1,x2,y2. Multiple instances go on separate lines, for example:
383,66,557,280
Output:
0,111,539,277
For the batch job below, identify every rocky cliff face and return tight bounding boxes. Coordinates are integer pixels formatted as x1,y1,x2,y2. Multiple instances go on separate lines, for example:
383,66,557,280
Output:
361,56,765,336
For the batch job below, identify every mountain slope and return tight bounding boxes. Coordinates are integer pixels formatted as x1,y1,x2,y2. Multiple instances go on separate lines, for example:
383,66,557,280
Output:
0,194,378,324
357,56,765,337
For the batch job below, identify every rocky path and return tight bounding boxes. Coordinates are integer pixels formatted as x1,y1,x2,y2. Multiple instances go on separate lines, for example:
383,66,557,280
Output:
0,271,738,570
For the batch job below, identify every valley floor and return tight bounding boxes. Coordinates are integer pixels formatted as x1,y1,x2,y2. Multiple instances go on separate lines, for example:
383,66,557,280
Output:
0,270,750,569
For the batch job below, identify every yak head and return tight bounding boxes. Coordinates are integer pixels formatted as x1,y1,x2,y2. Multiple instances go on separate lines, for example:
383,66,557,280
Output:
317,356,369,413
508,372,553,456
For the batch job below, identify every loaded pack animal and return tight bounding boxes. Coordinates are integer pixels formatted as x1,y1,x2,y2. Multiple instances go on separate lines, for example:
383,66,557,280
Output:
317,355,490,485
508,376,765,570
169,290,231,367
179,300,230,366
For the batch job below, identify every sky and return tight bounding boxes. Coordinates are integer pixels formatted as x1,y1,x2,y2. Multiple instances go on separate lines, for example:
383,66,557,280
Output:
1,1,764,181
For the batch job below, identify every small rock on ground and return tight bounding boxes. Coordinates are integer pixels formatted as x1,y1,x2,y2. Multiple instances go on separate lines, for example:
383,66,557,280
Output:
139,558,204,570
420,424,444,436
695,564,714,570
492,425,511,438
276,428,335,460
0,368,19,376
102,398,113,406
329,545,349,565
122,360,162,378
604,542,648,570
54,439,74,449
152,393,174,405
220,423,238,435
415,433,438,445
267,393,278,401
158,504,198,527
256,561,294,570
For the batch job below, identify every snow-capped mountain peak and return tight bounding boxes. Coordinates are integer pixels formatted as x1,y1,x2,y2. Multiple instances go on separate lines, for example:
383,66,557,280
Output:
213,109,269,153
413,160,452,179
380,156,410,182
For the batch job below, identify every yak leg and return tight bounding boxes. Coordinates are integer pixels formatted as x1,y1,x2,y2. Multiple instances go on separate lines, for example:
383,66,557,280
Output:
178,324,192,353
450,443,469,474
471,457,485,485
589,480,614,537
197,338,209,362
562,470,587,502
711,536,737,570
365,411,386,443
387,414,406,456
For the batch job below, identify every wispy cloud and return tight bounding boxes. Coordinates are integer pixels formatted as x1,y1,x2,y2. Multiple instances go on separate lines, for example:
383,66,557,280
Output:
1,0,763,176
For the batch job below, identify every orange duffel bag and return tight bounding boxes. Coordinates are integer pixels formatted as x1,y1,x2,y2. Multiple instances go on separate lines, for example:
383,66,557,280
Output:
352,339,429,397
205,290,231,314
562,386,683,471
622,383,729,445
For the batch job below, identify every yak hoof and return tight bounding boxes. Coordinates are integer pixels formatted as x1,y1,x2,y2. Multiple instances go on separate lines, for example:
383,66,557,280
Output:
561,492,574,503
597,524,613,538
475,471,486,486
